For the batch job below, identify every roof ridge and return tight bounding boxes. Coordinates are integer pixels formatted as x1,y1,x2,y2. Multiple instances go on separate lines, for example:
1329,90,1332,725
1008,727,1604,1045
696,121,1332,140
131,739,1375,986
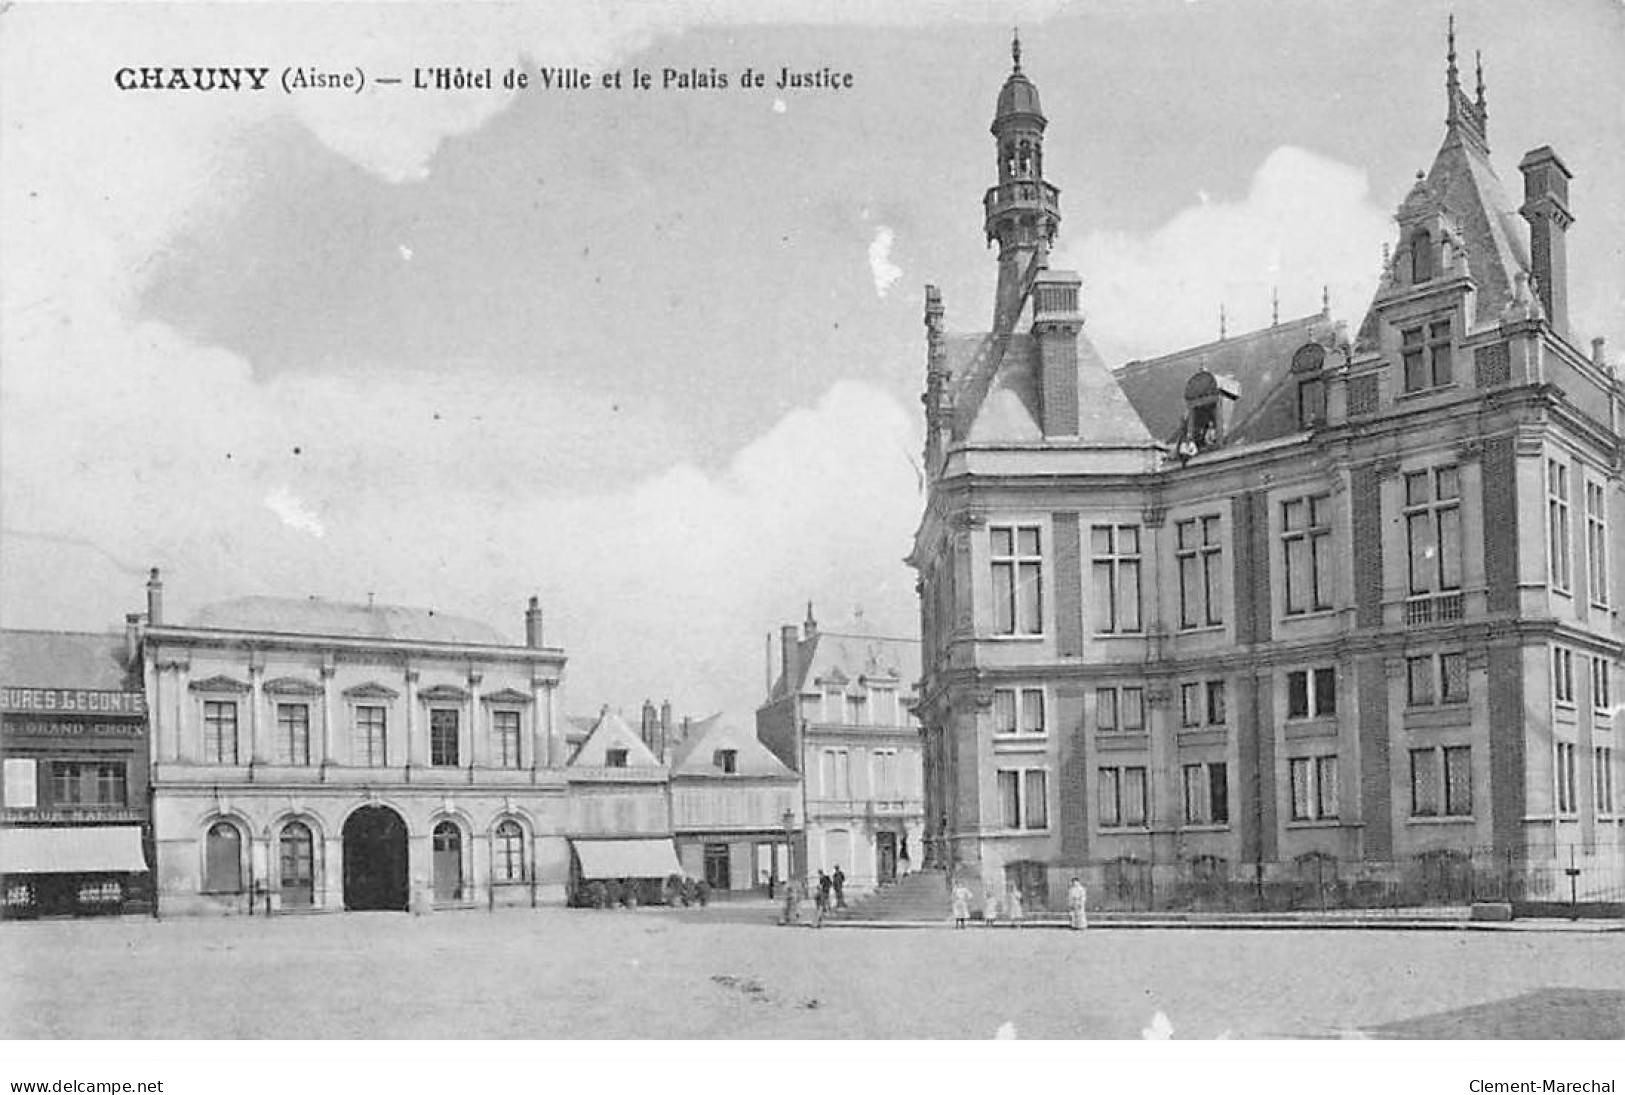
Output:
1115,312,1325,372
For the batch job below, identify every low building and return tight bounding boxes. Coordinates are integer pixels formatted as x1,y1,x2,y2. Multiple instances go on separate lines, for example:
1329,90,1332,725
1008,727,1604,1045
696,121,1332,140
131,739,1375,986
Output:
563,707,681,898
756,607,925,894
1,627,151,917
669,715,800,893
140,572,570,914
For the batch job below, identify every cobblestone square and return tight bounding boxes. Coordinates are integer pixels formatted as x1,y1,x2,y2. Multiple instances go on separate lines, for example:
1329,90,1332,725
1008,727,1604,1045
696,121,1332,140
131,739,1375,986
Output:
2,906,1621,1040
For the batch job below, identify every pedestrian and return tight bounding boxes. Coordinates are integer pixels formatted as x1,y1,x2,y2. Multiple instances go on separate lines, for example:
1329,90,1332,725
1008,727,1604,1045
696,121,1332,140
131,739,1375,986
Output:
982,884,998,928
951,880,972,928
832,865,846,909
814,870,831,927
1006,882,1024,927
780,877,801,925
1068,877,1088,931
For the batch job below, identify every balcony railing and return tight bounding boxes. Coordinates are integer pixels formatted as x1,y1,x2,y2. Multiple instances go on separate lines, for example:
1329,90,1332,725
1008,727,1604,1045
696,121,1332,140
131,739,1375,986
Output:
1405,591,1464,626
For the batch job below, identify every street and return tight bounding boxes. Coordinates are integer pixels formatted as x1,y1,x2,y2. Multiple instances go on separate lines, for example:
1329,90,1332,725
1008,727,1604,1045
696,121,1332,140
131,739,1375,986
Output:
2,906,1621,1039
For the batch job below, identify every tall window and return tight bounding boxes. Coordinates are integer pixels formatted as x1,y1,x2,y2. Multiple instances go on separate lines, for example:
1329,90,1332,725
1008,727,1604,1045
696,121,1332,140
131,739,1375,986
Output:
1586,480,1609,607
1182,762,1229,826
493,710,522,769
1282,495,1333,614
991,525,1043,635
354,706,387,767
1596,747,1616,816
203,822,243,893
1180,680,1227,727
1176,515,1225,629
1411,229,1434,284
50,762,125,806
1091,524,1142,633
1098,767,1148,828
203,700,239,765
494,820,525,882
1407,652,1467,706
1555,742,1577,816
276,703,311,766
871,749,898,794
1405,466,1462,596
1094,686,1144,733
1298,376,1327,429
430,709,460,767
1290,755,1339,821
1401,318,1452,392
1593,656,1614,714
3,758,37,809
1287,667,1337,720
997,768,1048,830
1548,459,1571,592
1410,746,1472,817
992,687,1045,736
1553,647,1575,706
870,686,898,726
821,749,850,798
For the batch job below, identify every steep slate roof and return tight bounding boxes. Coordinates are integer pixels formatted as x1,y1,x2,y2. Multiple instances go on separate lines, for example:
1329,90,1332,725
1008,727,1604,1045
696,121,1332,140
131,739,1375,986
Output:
0,630,134,690
1114,313,1327,445
946,328,1155,446
187,597,509,646
771,616,921,701
568,708,663,768
669,716,796,779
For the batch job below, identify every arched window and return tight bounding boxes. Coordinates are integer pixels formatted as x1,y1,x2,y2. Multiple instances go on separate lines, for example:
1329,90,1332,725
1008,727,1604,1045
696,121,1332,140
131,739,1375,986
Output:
279,821,314,906
1411,229,1434,284
494,820,524,883
432,820,463,902
203,821,242,893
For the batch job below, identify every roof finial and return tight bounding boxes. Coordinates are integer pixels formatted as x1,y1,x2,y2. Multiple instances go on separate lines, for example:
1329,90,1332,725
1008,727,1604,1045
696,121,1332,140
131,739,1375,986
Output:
1219,303,1227,341
1475,48,1486,112
1011,27,1022,74
1321,284,1331,316
1271,286,1280,326
1445,14,1460,122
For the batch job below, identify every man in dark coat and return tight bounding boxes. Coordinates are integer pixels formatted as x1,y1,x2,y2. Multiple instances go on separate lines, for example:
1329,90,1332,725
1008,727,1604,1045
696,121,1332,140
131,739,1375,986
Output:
832,865,847,909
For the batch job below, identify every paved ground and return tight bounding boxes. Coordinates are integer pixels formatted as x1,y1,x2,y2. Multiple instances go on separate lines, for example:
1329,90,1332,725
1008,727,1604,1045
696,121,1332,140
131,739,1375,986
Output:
2,904,1622,1039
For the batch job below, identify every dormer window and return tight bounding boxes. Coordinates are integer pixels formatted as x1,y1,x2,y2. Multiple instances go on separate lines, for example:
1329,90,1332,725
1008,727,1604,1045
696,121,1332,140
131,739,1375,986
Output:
1191,404,1218,448
1182,369,1237,452
1292,343,1327,429
714,749,738,774
1411,229,1434,284
1401,318,1453,393
605,748,628,768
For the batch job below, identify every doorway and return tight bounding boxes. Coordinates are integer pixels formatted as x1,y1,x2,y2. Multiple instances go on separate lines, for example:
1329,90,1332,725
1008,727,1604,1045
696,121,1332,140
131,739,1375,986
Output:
875,831,898,884
703,843,731,891
278,821,315,908
432,821,463,903
342,806,408,911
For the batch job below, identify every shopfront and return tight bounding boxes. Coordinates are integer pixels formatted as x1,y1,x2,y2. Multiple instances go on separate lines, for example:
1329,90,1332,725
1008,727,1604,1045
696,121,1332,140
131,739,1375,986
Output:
1,632,153,918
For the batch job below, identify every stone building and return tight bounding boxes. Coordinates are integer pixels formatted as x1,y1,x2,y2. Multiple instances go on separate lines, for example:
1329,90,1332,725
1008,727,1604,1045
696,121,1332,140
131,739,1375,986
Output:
668,714,800,893
757,607,925,893
909,31,1621,909
139,571,570,914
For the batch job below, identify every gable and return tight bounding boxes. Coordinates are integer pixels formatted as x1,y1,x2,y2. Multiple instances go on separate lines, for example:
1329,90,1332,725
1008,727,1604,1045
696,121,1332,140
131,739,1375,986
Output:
569,710,662,768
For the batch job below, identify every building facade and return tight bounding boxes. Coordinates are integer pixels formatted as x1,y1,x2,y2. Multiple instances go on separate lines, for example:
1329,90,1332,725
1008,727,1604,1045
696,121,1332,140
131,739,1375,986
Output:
140,572,571,914
669,715,801,893
0,628,151,917
910,32,1622,909
757,607,925,893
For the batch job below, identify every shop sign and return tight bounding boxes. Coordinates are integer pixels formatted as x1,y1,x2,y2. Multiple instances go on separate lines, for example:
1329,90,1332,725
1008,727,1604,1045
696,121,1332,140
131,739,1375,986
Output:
1,688,146,715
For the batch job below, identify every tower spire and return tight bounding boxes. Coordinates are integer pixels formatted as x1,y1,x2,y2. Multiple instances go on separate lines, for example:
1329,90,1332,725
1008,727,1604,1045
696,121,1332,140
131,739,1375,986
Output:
1443,15,1488,152
986,36,1057,332
1012,27,1022,74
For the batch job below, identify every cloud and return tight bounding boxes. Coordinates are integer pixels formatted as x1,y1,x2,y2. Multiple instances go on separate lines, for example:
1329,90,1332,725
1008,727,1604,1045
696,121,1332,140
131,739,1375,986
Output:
264,488,326,539
1061,146,1393,363
868,227,903,298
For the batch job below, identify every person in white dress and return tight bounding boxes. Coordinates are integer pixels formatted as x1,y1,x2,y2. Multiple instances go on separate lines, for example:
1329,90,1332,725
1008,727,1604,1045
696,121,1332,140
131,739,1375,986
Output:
951,881,972,928
1006,882,1025,926
1068,877,1088,931
982,884,998,927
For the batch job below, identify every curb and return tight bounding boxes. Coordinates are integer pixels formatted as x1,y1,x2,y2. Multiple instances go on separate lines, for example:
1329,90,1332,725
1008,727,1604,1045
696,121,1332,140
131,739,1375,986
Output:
820,917,1625,933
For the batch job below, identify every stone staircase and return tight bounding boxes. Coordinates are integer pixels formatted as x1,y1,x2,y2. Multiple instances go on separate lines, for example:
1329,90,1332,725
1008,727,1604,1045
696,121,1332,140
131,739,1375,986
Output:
831,869,950,923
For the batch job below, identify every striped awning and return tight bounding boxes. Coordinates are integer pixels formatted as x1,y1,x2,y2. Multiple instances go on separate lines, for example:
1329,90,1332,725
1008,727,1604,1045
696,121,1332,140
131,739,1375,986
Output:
572,838,681,880
0,826,148,874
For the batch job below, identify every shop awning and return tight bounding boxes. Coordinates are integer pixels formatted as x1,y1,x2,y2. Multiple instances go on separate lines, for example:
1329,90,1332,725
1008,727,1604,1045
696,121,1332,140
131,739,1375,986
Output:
572,838,682,880
0,826,148,874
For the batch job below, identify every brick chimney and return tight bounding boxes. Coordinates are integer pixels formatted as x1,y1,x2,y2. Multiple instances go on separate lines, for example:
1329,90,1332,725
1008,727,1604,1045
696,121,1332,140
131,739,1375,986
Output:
145,568,164,626
1518,146,1573,339
640,699,657,753
780,624,800,697
123,612,144,673
524,596,544,648
1030,269,1084,436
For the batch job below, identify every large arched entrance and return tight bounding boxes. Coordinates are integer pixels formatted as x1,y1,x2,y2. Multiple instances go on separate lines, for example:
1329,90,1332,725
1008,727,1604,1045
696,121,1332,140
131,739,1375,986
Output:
343,806,408,911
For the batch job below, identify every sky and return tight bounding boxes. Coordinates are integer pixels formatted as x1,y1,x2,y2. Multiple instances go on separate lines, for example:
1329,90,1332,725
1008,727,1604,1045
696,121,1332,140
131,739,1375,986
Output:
2,0,1622,724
